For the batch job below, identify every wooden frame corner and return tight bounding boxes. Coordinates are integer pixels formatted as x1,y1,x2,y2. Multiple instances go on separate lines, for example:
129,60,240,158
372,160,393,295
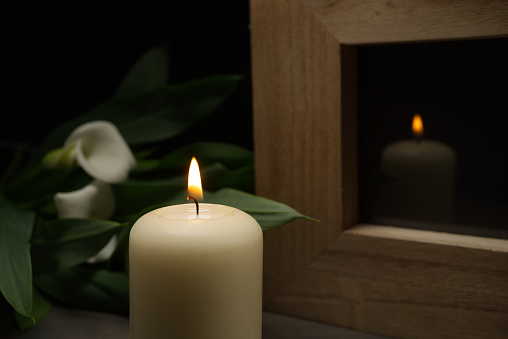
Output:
250,1,508,338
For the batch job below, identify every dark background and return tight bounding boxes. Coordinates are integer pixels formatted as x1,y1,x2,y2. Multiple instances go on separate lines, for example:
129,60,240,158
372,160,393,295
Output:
358,38,508,237
0,2,253,158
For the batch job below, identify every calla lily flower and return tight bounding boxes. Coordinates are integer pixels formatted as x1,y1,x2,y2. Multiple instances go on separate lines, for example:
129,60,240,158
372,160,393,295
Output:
62,120,136,183
54,180,116,219
54,180,118,263
48,121,135,264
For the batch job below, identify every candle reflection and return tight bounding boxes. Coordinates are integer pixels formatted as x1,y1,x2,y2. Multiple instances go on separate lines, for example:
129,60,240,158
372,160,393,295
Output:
377,114,456,223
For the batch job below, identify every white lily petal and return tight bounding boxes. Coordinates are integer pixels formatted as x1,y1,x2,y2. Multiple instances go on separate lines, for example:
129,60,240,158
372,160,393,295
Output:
54,180,116,220
65,121,136,183
86,234,118,264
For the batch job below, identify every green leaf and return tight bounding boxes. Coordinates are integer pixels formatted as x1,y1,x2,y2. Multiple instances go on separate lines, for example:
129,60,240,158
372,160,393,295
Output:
31,219,126,273
14,287,52,331
200,163,254,193
31,75,243,162
149,188,317,231
36,267,129,315
114,44,169,98
132,149,161,174
0,145,27,189
157,142,254,171
206,188,318,231
114,160,254,217
0,195,35,316
113,177,184,217
133,158,161,174
7,168,92,212
117,75,243,145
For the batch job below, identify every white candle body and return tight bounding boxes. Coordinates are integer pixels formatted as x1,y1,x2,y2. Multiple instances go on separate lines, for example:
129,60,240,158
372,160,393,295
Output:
378,140,456,222
129,203,263,339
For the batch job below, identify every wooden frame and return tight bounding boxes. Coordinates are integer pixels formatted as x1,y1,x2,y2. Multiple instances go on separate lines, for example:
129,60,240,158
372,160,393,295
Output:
250,1,508,338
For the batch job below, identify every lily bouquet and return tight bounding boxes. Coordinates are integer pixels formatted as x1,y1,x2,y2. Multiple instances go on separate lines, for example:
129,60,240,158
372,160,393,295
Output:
0,45,313,331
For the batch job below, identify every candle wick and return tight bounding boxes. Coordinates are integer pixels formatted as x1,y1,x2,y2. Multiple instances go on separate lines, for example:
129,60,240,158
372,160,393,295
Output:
187,196,199,215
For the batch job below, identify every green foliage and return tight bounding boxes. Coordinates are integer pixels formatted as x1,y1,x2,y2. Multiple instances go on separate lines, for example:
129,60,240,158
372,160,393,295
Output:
36,267,129,315
0,44,316,332
114,44,169,99
0,195,35,317
31,219,127,273
30,75,243,162
206,189,318,231
14,287,52,331
157,142,254,171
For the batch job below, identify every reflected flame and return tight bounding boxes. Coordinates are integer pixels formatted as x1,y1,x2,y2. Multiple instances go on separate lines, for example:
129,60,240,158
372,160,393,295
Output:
188,157,203,201
412,114,424,139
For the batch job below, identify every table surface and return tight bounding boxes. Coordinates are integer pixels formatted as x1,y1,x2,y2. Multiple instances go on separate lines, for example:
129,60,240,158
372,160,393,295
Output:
2,307,389,339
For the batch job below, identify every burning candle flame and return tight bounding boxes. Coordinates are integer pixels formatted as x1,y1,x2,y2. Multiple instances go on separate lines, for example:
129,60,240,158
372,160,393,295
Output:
188,157,203,202
412,114,424,139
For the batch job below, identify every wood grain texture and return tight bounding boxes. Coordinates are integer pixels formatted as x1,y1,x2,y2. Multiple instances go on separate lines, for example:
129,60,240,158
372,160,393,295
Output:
267,226,508,339
300,0,508,44
250,0,508,338
250,0,344,303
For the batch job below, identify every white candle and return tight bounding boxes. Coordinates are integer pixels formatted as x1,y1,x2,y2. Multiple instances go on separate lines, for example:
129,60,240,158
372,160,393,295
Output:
129,158,263,339
378,114,456,222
